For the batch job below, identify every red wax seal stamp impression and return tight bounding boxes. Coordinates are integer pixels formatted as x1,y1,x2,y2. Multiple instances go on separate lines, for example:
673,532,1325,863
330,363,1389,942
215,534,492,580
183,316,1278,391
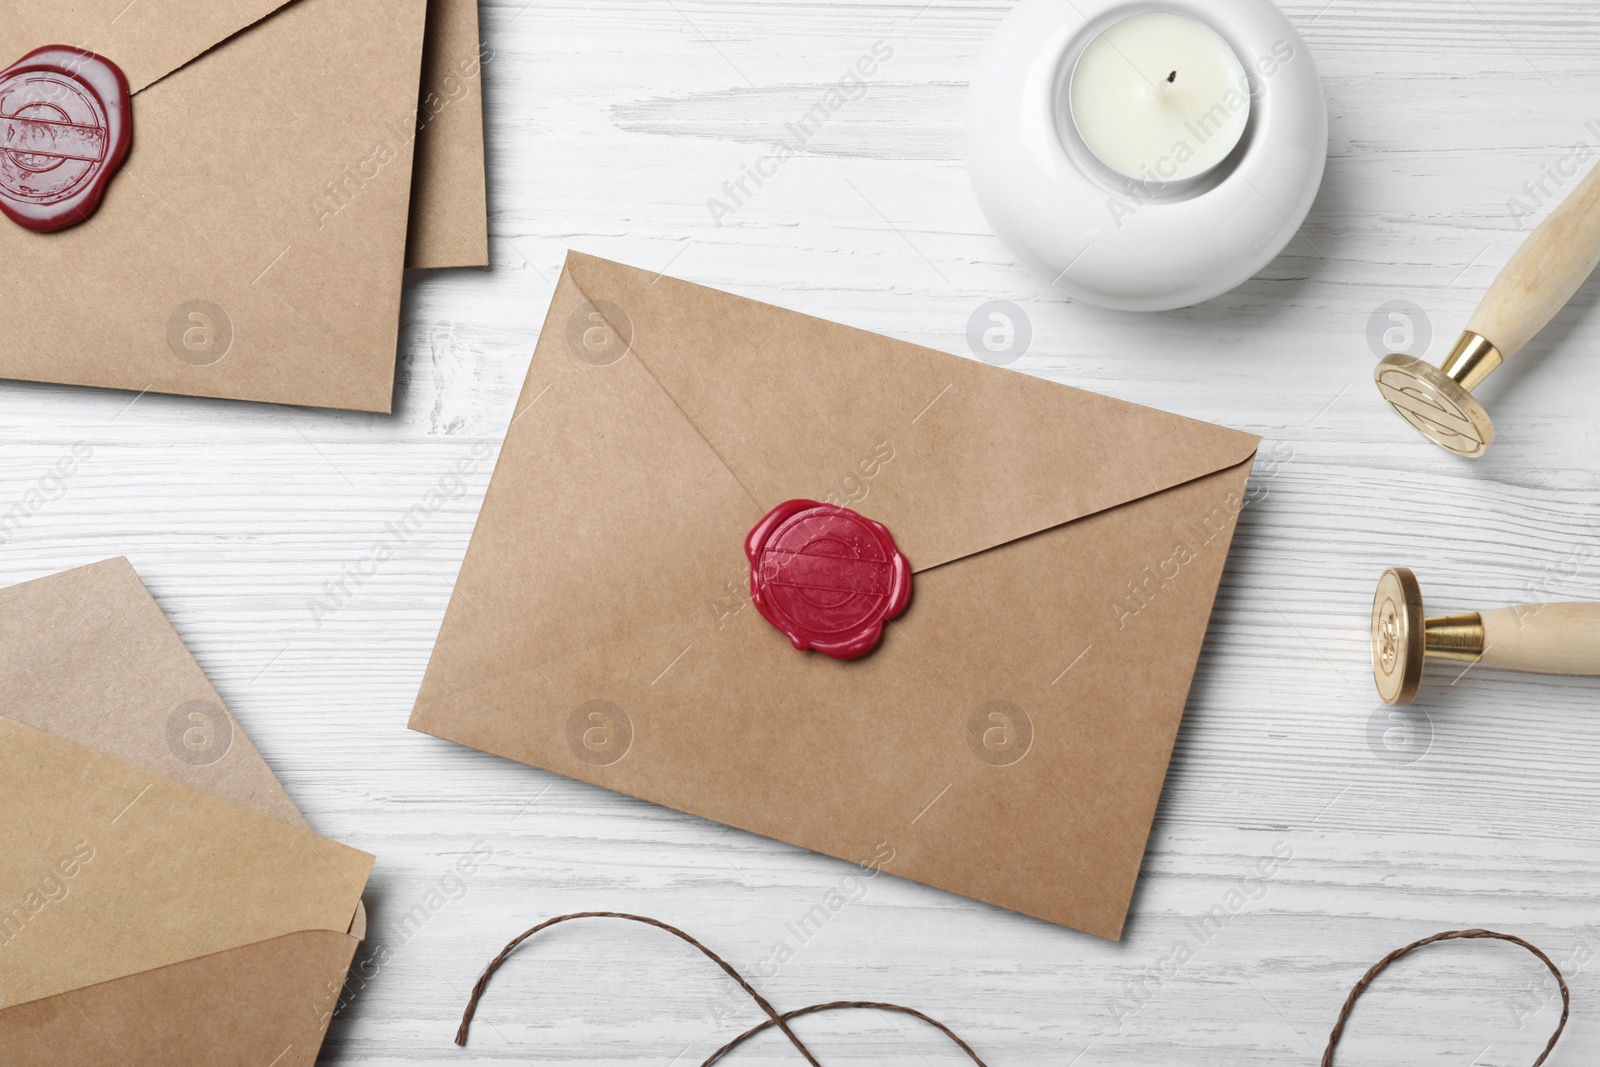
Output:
0,46,132,233
746,500,912,660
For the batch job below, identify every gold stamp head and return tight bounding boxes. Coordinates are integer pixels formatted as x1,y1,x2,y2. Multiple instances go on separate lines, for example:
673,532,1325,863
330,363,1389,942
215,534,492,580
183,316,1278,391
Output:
1372,567,1425,706
1375,354,1495,459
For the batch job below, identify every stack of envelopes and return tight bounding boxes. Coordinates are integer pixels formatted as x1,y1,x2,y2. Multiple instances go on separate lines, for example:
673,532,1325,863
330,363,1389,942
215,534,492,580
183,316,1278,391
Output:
0,0,488,411
412,253,1261,941
0,558,373,1066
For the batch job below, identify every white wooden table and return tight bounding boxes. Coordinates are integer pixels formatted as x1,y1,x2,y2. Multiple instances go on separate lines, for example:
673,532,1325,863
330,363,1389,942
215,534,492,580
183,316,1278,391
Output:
5,1,1600,1063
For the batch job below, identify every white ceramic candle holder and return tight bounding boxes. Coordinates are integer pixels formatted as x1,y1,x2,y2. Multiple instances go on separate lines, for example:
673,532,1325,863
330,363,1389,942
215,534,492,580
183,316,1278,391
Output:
967,0,1328,312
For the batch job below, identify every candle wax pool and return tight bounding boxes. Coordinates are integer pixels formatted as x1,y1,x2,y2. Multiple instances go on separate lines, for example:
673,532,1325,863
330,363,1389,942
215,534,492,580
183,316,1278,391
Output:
1070,12,1250,183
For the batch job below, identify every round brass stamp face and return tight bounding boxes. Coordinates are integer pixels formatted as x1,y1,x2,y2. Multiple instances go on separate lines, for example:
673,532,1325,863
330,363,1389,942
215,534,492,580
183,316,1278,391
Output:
1372,567,1424,706
1374,355,1495,459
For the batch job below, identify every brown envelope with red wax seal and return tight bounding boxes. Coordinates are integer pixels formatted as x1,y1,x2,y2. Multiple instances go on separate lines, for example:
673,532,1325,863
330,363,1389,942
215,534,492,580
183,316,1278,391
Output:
410,252,1261,940
0,558,373,1066
0,0,488,412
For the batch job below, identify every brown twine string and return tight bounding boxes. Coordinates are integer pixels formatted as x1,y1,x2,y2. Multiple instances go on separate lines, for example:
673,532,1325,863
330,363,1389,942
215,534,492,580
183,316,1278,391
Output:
458,916,1569,1065
1322,929,1570,1066
702,1001,985,1066
454,911,986,1065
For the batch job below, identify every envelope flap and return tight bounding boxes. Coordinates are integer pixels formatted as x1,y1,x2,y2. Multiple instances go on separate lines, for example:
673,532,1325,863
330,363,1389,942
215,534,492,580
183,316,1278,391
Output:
0,717,372,1009
565,253,1261,571
0,928,357,1067
0,0,290,93
0,558,309,831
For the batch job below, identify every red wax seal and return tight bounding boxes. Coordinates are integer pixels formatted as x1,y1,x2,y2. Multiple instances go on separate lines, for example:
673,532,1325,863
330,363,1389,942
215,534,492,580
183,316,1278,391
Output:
746,500,912,660
0,46,132,233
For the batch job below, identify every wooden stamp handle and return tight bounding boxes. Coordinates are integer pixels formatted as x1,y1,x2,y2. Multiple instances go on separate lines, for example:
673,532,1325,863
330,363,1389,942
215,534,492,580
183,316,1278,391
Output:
1480,604,1600,676
1468,159,1600,359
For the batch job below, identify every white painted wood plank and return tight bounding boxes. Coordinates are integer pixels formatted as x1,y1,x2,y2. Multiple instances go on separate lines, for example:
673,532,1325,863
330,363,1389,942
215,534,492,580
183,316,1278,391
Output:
4,0,1600,1063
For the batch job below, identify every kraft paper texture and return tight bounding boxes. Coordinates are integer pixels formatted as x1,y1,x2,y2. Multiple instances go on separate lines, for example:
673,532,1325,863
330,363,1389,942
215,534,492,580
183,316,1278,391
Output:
412,252,1260,941
0,558,373,1066
0,0,488,411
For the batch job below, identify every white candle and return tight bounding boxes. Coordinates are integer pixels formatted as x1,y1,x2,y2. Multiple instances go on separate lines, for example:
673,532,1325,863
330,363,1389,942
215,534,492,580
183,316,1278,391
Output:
1070,11,1251,184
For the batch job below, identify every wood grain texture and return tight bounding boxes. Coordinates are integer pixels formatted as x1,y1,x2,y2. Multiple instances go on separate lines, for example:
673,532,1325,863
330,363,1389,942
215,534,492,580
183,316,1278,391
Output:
4,0,1600,1063
1481,603,1600,674
1469,150,1600,357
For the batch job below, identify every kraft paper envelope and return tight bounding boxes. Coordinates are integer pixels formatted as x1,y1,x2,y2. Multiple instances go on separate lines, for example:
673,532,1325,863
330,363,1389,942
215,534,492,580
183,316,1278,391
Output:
0,0,488,412
411,253,1261,940
409,0,490,270
0,558,374,1066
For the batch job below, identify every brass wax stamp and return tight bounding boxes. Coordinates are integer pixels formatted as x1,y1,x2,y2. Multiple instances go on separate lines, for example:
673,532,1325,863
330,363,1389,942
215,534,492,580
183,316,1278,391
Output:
1372,567,1600,705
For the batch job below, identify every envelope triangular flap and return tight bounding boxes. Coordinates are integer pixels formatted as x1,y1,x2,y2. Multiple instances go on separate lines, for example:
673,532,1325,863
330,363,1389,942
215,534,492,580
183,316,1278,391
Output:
0,0,291,93
0,557,307,828
0,0,488,275
0,559,369,1057
0,716,372,1009
0,0,430,411
564,252,1260,571
0,929,355,1067
412,257,1262,939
